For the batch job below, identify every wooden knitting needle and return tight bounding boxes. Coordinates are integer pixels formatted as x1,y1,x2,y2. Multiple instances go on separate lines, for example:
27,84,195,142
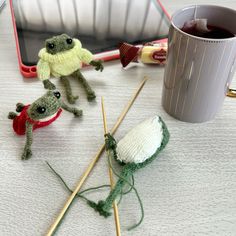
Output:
101,97,121,236
46,76,148,236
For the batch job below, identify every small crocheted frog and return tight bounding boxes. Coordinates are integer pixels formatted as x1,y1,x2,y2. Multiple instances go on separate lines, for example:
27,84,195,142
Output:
37,34,103,104
88,116,170,228
8,91,82,160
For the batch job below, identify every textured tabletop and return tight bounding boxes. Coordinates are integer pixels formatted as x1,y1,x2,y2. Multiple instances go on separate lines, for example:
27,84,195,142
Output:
0,1,236,236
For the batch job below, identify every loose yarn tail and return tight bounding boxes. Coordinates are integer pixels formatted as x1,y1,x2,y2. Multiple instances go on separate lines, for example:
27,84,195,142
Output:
108,160,144,230
88,156,144,230
46,161,110,202
87,164,132,212
45,160,144,232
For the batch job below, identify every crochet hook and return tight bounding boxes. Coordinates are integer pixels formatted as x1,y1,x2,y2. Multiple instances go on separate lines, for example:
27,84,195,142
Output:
101,97,121,236
46,76,148,236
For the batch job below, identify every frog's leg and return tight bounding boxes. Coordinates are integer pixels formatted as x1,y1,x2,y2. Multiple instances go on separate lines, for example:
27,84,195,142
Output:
73,69,96,101
60,101,83,117
16,103,25,112
43,79,56,90
21,121,33,160
60,76,79,104
8,112,17,119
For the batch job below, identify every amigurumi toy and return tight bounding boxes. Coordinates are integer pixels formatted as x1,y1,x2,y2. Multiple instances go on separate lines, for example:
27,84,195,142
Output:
8,90,82,160
37,33,104,104
88,116,169,229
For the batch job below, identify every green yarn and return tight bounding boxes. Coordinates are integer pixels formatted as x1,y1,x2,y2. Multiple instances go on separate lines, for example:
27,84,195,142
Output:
45,161,142,229
37,35,92,82
89,60,104,71
60,76,79,104
45,34,75,55
28,90,82,118
46,161,112,236
88,117,170,230
8,112,17,119
16,103,25,112
105,133,117,151
73,69,96,101
21,121,33,160
44,117,169,232
122,174,134,195
43,79,56,90
8,91,83,160
116,175,134,206
60,100,83,117
27,91,61,120
46,161,111,202
107,153,145,230
37,33,104,103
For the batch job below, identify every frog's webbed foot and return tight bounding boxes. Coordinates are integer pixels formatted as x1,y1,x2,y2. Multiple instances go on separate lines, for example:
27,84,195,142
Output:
16,103,25,112
73,108,83,117
21,148,32,160
90,60,104,72
60,76,79,104
8,112,17,120
87,200,112,218
61,101,83,117
43,79,56,90
87,91,96,101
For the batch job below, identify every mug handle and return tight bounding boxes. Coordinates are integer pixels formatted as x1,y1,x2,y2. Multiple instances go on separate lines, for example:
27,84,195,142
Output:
227,88,236,97
226,58,236,98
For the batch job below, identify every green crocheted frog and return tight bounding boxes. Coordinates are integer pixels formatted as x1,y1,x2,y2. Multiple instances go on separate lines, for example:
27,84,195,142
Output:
8,91,82,160
37,34,103,104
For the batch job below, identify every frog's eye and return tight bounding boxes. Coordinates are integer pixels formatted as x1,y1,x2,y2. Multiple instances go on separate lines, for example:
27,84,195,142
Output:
47,43,55,49
36,106,46,114
66,38,73,44
53,91,61,99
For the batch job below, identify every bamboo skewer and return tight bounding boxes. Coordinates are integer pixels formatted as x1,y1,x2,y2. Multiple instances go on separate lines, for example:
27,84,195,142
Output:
101,97,121,236
46,76,148,236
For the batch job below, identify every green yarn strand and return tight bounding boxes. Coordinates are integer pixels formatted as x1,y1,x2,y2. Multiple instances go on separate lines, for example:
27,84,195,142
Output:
122,174,134,195
45,117,170,232
111,173,134,206
46,161,71,193
107,151,144,230
117,175,134,205
46,161,110,202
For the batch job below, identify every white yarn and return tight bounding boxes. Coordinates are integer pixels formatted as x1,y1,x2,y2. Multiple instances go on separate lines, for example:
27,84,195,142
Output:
116,116,163,164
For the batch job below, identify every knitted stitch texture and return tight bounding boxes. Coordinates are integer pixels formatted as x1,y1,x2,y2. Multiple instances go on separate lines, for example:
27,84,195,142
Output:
8,90,82,160
37,39,93,80
37,34,104,103
12,105,62,135
60,76,79,104
88,116,170,224
116,116,163,163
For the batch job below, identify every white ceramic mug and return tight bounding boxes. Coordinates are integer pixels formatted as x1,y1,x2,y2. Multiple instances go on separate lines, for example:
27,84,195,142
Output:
162,5,236,123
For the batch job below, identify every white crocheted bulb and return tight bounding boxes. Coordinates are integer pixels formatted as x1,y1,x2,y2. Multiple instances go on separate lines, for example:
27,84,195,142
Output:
116,116,163,164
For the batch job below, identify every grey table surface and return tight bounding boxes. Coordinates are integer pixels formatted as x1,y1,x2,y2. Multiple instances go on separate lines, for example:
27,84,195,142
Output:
0,1,236,236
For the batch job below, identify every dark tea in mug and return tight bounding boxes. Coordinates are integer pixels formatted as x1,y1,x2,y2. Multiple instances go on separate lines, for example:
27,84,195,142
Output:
181,24,235,39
